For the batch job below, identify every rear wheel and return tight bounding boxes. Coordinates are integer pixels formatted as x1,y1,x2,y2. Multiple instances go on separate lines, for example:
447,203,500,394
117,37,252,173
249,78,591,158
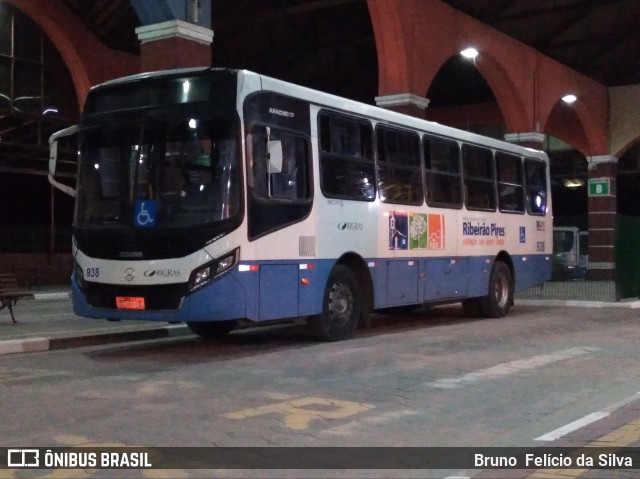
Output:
187,320,236,340
310,265,361,341
479,260,513,318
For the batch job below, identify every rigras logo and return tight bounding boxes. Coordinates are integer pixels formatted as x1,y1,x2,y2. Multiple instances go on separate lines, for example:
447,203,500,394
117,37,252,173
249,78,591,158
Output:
338,222,364,231
144,269,180,278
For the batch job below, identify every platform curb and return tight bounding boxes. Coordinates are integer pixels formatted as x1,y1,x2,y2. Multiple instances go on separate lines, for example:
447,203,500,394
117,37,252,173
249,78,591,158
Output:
0,324,190,356
517,299,640,308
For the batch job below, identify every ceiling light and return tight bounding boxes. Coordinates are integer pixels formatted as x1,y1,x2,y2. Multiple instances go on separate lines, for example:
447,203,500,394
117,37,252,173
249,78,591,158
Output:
562,94,577,104
563,178,585,188
460,47,479,60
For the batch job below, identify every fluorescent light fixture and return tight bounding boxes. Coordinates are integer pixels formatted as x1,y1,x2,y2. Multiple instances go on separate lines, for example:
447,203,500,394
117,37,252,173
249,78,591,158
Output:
562,94,577,104
460,47,479,60
563,178,585,188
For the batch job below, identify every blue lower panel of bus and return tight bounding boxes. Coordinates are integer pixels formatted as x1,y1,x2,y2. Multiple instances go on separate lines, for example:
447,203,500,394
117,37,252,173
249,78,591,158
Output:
71,260,333,323
72,254,550,323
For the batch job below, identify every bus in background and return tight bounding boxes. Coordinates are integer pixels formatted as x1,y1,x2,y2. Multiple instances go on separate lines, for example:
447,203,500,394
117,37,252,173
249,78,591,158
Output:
49,68,552,341
552,226,588,280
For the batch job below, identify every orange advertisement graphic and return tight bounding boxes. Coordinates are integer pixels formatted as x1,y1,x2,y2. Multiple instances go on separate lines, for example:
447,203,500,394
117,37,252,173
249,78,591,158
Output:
428,214,445,250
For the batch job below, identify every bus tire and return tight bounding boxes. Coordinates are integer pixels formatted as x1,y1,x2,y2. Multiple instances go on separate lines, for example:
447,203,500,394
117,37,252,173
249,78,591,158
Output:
479,260,513,318
187,320,235,340
310,265,361,341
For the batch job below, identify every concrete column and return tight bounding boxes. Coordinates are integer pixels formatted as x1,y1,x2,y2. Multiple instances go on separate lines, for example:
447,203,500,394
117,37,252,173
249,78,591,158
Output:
586,155,618,281
135,20,213,72
375,93,430,119
504,131,546,150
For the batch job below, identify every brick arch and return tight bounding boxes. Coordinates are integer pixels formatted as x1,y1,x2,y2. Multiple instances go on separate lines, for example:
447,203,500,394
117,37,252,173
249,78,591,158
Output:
367,0,609,154
369,0,532,133
6,0,138,110
366,0,411,94
535,56,608,156
544,101,589,155
470,53,529,133
542,100,591,156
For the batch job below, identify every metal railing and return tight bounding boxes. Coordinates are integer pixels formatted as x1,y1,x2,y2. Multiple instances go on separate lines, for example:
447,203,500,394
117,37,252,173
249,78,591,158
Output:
0,224,72,253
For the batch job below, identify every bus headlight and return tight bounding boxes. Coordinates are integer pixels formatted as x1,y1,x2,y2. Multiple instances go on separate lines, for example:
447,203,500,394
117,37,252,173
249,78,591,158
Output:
189,247,239,291
194,267,210,286
216,252,237,274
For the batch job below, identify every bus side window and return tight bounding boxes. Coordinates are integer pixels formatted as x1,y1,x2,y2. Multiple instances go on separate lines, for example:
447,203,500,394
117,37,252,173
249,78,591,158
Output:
525,158,547,215
463,144,496,211
496,152,525,213
319,112,375,201
423,136,462,208
377,126,422,205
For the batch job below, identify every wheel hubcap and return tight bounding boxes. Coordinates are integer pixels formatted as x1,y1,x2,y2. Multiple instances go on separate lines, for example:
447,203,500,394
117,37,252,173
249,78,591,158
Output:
494,271,509,308
328,282,353,326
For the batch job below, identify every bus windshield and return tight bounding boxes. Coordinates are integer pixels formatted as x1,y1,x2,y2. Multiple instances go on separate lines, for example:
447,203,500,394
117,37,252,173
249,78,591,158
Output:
75,112,241,230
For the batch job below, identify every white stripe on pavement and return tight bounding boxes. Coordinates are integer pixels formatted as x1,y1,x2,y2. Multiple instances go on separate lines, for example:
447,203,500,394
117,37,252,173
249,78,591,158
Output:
535,391,640,442
428,347,600,389
535,412,609,441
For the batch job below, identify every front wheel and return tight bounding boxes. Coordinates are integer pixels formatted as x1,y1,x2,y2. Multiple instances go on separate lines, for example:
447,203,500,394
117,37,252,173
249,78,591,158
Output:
310,265,361,341
479,260,513,318
187,320,236,340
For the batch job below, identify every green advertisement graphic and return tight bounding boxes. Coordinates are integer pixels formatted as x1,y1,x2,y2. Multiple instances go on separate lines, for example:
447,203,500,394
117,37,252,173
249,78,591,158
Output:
409,213,428,249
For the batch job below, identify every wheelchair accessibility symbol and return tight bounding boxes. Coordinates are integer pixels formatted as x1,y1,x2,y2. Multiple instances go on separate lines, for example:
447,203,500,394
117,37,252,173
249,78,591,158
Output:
134,200,157,228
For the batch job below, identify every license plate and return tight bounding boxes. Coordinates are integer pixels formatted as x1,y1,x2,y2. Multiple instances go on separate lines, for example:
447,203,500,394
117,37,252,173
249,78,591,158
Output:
116,296,146,310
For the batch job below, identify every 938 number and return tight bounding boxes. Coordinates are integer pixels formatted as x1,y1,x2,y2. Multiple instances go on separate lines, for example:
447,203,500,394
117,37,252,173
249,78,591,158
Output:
86,267,100,278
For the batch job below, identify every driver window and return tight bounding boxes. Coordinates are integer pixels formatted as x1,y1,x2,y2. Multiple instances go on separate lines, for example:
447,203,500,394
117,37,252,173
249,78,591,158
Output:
249,126,310,201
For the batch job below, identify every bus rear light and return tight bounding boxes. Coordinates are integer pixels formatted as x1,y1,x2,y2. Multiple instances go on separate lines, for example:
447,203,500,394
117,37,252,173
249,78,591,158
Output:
300,278,310,286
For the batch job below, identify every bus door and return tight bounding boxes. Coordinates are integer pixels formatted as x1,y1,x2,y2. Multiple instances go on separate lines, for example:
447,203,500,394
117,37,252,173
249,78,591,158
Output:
243,93,313,321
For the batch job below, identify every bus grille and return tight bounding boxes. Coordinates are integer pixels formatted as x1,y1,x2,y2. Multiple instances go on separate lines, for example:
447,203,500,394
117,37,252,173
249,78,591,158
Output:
299,236,316,257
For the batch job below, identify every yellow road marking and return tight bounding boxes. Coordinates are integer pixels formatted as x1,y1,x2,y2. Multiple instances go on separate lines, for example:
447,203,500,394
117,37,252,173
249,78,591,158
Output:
526,416,640,478
222,396,374,430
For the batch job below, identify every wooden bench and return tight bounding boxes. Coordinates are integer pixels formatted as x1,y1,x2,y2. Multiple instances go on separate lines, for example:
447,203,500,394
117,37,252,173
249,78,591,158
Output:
0,273,35,324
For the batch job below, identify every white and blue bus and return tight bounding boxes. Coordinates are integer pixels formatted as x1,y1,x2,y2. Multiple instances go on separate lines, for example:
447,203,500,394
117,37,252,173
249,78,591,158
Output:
49,68,552,341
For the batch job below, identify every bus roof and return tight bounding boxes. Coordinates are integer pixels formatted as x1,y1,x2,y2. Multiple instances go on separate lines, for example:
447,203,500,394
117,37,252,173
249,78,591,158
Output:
89,67,547,161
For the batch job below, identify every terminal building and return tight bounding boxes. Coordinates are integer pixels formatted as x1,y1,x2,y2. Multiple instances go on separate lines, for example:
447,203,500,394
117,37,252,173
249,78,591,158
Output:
0,0,638,300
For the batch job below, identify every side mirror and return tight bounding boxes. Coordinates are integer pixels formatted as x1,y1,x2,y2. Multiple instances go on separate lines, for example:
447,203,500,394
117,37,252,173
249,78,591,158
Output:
49,125,78,198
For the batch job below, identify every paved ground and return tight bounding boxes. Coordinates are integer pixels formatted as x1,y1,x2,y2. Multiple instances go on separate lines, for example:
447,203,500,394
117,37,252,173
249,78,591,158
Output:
1,285,639,479
1,283,637,354
0,285,190,354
